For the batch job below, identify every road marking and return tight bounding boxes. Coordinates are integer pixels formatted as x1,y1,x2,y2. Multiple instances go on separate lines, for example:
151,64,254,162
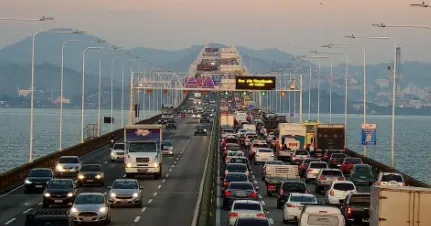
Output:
37,202,42,205
171,165,175,168
134,216,141,223
169,168,172,172
162,179,166,183
148,199,153,204
252,175,256,179
260,200,266,206
174,161,178,164
104,161,108,164
258,194,263,199
122,174,126,178
23,208,32,214
165,173,169,178
141,207,147,212
269,218,274,224
4,218,16,225
176,157,180,161
153,192,157,197
157,185,162,189
253,180,257,184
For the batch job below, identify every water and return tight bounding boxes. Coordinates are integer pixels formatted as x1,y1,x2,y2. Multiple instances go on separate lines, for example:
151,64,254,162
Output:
0,108,160,173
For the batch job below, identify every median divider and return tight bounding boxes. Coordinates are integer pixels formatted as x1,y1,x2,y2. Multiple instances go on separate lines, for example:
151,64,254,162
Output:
0,100,188,195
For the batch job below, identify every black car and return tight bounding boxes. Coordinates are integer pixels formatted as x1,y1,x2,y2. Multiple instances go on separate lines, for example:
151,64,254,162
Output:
166,119,177,129
194,125,207,136
329,153,348,168
43,179,77,208
222,182,259,209
76,164,105,186
233,217,271,226
200,114,211,123
276,181,307,208
340,192,370,224
24,168,54,193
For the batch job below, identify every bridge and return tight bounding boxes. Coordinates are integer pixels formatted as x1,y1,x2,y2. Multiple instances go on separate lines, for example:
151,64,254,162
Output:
0,44,429,226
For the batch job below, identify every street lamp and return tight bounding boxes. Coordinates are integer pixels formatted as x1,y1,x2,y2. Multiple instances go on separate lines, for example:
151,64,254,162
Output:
410,1,429,7
121,58,138,127
110,52,130,131
0,16,54,21
29,28,82,162
81,46,104,143
372,22,431,30
345,34,397,168
293,59,313,121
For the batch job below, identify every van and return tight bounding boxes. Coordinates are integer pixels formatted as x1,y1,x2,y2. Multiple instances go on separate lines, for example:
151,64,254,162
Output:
298,205,345,226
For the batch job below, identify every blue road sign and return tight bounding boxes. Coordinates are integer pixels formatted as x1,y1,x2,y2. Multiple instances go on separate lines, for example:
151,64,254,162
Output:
290,112,294,117
361,123,376,145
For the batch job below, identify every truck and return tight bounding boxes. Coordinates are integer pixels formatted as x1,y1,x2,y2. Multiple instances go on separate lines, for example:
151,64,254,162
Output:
302,120,321,150
25,210,71,226
159,104,175,124
193,92,202,104
369,185,431,226
277,123,306,161
313,124,345,157
124,124,163,179
264,165,299,196
220,113,235,127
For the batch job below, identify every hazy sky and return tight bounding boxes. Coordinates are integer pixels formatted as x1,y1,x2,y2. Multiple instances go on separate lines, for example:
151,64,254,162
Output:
1,0,431,65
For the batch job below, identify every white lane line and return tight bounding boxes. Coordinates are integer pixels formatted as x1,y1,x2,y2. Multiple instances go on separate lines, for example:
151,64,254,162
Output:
258,194,263,199
252,175,256,179
162,179,166,183
269,218,274,224
165,173,170,178
153,192,157,197
23,208,33,214
157,185,162,189
176,157,180,161
174,161,178,164
253,180,257,184
148,199,153,204
260,200,266,206
4,218,16,225
37,202,42,205
122,174,126,178
141,207,147,212
104,161,108,164
134,216,141,223
169,168,172,172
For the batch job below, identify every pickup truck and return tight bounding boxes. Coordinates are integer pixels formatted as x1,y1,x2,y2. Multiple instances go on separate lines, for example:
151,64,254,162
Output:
340,192,370,224
25,210,71,226
166,119,177,129
264,165,299,197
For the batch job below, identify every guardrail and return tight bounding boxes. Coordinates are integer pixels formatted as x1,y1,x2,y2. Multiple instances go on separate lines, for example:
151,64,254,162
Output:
0,100,188,194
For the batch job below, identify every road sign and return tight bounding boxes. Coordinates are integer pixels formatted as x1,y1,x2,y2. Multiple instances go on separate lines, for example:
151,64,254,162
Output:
361,123,376,145
290,112,294,117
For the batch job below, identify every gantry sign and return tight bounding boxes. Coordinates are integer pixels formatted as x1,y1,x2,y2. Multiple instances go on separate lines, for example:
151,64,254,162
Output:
235,76,276,90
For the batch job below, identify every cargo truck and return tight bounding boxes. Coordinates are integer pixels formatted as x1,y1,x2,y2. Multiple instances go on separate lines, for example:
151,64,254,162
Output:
277,123,306,161
220,113,235,127
124,124,163,179
313,124,345,157
370,185,431,226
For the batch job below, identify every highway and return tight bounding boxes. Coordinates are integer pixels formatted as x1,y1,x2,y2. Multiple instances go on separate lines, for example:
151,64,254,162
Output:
0,114,214,226
216,149,371,226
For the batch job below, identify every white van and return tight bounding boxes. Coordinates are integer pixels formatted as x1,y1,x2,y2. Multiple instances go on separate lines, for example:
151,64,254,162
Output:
298,205,345,226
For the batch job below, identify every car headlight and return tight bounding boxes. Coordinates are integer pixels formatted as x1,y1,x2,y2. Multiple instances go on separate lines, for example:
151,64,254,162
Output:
99,207,107,213
96,175,102,179
25,179,32,184
204,129,207,132
71,207,78,213
110,193,116,198
126,163,132,168
110,152,115,156
132,193,139,198
44,193,50,197
67,192,73,197
153,163,159,168
55,164,64,172
78,174,84,179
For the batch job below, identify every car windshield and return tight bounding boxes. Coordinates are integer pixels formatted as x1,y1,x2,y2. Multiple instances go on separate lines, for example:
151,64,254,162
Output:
355,165,371,172
228,183,253,190
345,158,362,164
233,203,261,211
29,169,52,177
80,165,102,172
350,195,370,205
128,142,157,153
196,126,204,130
74,194,104,205
236,219,270,226
226,174,248,182
321,170,343,176
253,144,268,148
58,157,79,164
381,174,404,182
310,163,327,169
230,158,247,164
331,153,347,158
266,161,284,165
296,150,309,155
225,138,238,143
162,141,172,147
282,183,306,192
258,148,272,153
333,183,355,191
303,159,318,165
290,195,317,203
46,180,73,189
227,145,241,151
228,152,243,156
113,143,125,150
227,164,247,172
112,181,139,189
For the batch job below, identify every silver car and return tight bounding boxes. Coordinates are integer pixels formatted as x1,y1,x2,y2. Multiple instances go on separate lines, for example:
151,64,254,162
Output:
107,179,143,207
70,192,111,224
161,140,174,156
54,156,82,177
315,168,345,194
110,142,125,162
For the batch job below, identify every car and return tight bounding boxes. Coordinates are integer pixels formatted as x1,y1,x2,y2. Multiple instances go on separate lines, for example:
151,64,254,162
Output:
54,156,82,177
227,156,249,165
107,179,143,207
249,140,269,159
349,164,374,185
261,160,284,180
305,161,328,183
233,217,271,226
298,158,319,178
70,192,111,224
276,180,307,208
194,125,207,135
325,181,357,205
24,168,54,193
228,200,268,226
328,153,348,168
110,142,125,162
43,179,77,208
166,119,177,129
341,158,363,174
222,182,259,209
340,192,370,224
374,172,406,187
298,205,346,226
76,164,105,186
161,140,174,156
315,169,345,194
322,149,344,162
221,172,250,191
200,113,211,123
282,193,318,223
225,151,245,163
223,143,242,158
291,150,310,165
225,163,250,177
244,134,259,147
253,148,275,165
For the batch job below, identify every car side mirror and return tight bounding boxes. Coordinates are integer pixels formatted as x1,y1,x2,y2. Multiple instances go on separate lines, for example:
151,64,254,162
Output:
106,186,111,189
263,208,268,213
306,189,311,193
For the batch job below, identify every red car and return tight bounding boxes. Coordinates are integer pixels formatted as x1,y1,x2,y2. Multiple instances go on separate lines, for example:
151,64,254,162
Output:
340,157,363,174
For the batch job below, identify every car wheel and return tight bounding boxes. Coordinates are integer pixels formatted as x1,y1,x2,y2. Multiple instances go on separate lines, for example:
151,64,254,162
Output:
283,219,289,224
42,201,49,208
276,200,281,209
136,201,143,208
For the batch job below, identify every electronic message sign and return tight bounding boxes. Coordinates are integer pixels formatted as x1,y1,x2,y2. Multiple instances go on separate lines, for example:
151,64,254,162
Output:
235,76,276,90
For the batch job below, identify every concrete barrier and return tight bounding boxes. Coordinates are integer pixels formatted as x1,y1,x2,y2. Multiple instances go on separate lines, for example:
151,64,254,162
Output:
0,100,188,194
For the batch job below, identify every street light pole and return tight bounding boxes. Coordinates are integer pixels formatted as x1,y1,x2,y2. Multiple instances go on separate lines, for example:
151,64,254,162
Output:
121,59,137,127
81,47,103,143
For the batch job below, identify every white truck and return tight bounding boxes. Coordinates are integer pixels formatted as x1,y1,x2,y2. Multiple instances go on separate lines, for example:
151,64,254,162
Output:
235,112,247,122
123,124,163,179
193,92,202,104
277,123,306,161
370,185,431,226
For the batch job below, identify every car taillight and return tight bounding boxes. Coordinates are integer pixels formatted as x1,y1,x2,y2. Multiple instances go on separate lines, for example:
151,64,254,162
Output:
319,176,327,180
224,181,230,187
307,169,313,172
263,167,266,173
256,213,265,218
402,183,406,186
347,207,352,218
332,159,337,162
330,189,335,196
228,212,238,217
225,191,232,197
288,204,296,208
338,177,345,181
250,191,258,198
268,185,276,189
377,182,382,185
293,154,296,157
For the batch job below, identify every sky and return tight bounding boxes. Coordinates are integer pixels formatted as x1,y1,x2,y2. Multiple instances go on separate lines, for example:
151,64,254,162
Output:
1,0,431,65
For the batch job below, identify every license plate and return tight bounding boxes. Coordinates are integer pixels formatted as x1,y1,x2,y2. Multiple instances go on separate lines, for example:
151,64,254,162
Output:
35,185,43,188
54,200,63,203
87,180,93,182
235,192,247,197
138,169,148,173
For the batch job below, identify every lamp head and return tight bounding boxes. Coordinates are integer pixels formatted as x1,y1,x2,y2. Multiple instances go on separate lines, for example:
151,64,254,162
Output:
310,50,319,54
344,34,356,39
72,30,85,34
40,16,54,21
410,1,429,7
96,39,106,43
321,44,333,48
372,23,386,28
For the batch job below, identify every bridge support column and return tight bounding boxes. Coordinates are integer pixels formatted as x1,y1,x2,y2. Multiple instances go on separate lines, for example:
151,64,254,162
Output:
129,71,138,125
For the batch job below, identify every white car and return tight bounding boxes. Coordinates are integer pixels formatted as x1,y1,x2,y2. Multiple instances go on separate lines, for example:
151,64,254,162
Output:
54,156,82,177
228,200,268,226
325,181,357,205
253,148,274,165
374,172,406,187
305,161,328,183
244,133,258,147
298,205,345,226
110,142,125,162
283,193,318,223
291,150,310,165
225,151,245,163
249,140,269,156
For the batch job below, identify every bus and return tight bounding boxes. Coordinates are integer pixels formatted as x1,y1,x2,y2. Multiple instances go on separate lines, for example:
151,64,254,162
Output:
302,120,321,149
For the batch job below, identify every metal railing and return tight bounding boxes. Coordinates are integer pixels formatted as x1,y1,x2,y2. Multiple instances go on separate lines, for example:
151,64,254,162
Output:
83,124,98,141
